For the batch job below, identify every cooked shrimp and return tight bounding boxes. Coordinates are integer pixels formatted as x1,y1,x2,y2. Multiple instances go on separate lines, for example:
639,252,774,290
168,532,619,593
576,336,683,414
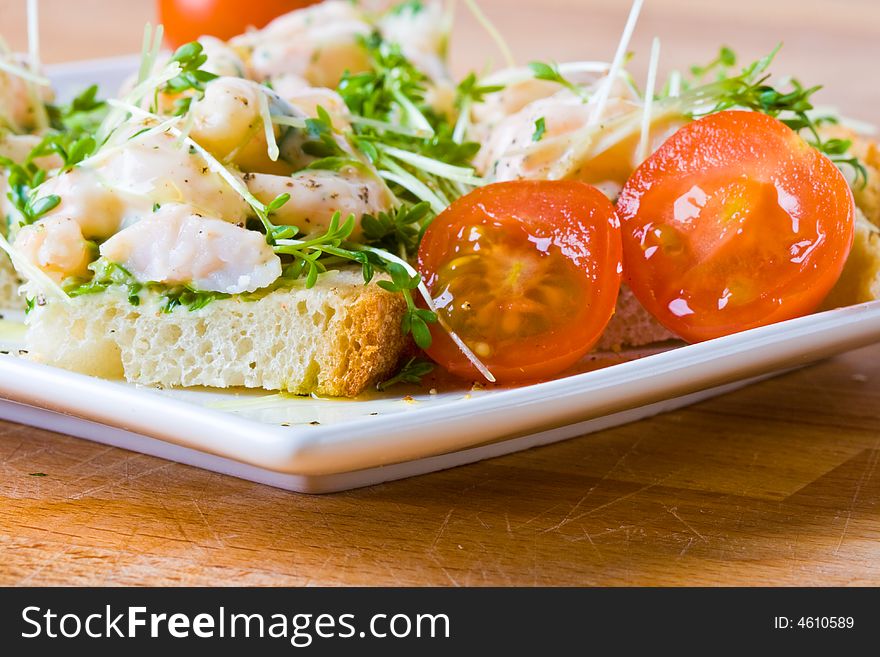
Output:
0,133,61,168
198,36,247,78
231,1,371,88
31,168,124,239
475,89,597,180
246,169,393,240
0,54,52,133
35,126,253,238
474,75,683,197
269,74,351,128
376,0,450,82
188,76,294,175
14,216,93,282
99,203,281,294
471,78,564,139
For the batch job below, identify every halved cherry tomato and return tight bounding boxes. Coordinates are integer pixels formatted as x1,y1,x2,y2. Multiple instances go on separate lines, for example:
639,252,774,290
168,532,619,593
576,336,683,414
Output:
418,180,622,383
617,110,855,343
158,0,319,47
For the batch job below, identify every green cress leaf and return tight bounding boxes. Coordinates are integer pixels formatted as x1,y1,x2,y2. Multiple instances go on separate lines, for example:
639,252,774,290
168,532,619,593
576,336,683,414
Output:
532,117,546,142
528,61,587,100
377,357,435,391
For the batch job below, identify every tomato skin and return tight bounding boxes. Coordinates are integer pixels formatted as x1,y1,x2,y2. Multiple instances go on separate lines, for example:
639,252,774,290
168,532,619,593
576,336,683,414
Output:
418,180,622,383
158,0,319,47
618,110,855,343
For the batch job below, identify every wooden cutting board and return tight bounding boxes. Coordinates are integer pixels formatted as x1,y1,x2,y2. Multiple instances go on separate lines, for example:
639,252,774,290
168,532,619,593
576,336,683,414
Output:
1,0,879,585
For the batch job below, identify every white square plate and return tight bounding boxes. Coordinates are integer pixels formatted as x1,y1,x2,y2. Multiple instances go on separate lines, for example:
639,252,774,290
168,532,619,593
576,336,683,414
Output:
1,58,878,493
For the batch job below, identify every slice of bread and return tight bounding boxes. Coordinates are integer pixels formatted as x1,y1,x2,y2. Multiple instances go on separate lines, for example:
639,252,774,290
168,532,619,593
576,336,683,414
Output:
25,269,408,397
596,284,675,351
822,126,880,227
821,209,880,310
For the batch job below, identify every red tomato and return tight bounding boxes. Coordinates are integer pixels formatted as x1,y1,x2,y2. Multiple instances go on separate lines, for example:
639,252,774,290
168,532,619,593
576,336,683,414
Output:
158,0,319,47
417,180,622,383
617,110,855,343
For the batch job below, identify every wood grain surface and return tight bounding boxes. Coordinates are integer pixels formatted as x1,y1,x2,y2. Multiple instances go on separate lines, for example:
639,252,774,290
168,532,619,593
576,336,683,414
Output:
1,0,879,586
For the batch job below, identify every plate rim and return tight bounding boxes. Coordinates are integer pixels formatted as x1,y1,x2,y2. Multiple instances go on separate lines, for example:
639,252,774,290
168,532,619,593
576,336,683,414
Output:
3,300,880,476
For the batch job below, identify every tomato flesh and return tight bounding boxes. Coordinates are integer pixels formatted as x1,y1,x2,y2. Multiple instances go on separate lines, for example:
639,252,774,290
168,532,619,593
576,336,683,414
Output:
618,110,855,343
418,180,622,382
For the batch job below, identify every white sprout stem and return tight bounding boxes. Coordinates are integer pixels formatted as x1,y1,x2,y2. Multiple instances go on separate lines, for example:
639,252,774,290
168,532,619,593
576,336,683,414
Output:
481,61,612,87
392,89,434,136
174,108,196,148
271,115,308,130
452,97,471,144
667,69,682,98
0,232,70,304
257,91,280,162
0,58,50,85
78,114,182,169
126,64,181,106
349,115,429,138
463,0,515,69
358,244,496,384
379,171,447,214
106,100,269,217
96,63,180,145
137,23,154,85
378,160,449,213
381,145,485,186
637,37,661,165
544,107,650,180
146,24,165,82
24,0,49,132
26,0,40,72
588,0,644,127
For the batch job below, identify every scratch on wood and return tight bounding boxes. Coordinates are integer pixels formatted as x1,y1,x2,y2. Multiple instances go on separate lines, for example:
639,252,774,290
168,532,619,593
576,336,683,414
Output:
67,461,174,500
191,499,225,548
664,505,707,542
550,469,683,532
835,446,880,555
678,537,696,559
430,509,454,551
429,555,460,587
543,436,647,535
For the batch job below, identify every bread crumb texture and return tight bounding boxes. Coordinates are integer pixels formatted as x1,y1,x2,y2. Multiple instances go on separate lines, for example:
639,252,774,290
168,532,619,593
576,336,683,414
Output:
822,126,880,227
596,284,675,350
822,209,880,310
26,269,408,397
